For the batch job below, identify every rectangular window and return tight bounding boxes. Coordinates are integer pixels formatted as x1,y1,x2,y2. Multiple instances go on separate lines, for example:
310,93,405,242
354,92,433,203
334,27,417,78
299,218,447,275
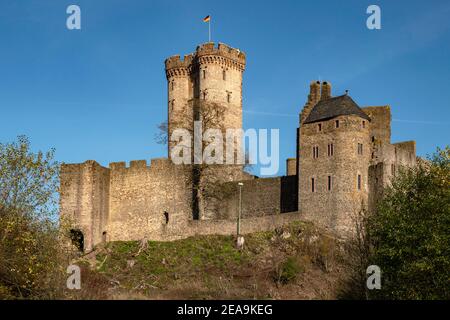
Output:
358,143,363,155
311,178,315,192
327,143,334,156
391,164,395,176
223,70,226,80
362,120,366,128
335,120,339,128
203,69,206,79
357,174,362,190
327,176,332,191
227,92,231,103
318,123,322,132
312,146,319,159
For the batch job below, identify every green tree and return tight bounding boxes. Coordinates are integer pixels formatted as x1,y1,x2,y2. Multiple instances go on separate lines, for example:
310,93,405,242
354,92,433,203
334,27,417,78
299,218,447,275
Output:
368,147,450,299
0,136,69,299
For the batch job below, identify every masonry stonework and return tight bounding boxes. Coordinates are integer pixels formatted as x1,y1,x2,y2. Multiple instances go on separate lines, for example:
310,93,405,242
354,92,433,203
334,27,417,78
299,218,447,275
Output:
60,42,417,251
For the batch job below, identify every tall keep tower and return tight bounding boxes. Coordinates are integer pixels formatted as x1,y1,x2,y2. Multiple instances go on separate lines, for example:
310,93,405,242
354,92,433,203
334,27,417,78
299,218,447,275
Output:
298,82,371,235
165,43,247,220
165,42,246,158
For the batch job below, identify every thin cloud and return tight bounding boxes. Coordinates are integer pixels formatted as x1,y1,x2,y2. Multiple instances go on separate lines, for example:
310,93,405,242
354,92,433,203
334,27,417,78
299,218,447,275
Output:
243,110,297,117
392,119,450,125
244,109,448,125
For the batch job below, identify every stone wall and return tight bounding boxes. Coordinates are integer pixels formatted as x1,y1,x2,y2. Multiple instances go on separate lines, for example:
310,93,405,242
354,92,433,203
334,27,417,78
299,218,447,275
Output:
299,114,371,235
286,158,297,176
60,161,110,251
363,106,391,144
60,158,193,251
216,175,298,220
187,211,302,238
107,158,192,244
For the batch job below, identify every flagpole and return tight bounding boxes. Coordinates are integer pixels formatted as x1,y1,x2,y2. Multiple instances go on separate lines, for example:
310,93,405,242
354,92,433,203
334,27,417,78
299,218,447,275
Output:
208,19,211,42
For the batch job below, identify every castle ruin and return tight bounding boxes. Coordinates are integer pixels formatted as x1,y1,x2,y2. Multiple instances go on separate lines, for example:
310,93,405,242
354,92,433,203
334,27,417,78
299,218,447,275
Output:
60,43,416,251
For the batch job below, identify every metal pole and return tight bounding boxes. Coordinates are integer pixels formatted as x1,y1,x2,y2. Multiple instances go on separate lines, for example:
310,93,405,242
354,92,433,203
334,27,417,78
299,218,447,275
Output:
237,182,243,236
208,20,211,42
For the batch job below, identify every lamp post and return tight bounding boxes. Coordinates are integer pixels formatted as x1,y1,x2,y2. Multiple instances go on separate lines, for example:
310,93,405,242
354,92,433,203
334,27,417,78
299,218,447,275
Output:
236,182,244,249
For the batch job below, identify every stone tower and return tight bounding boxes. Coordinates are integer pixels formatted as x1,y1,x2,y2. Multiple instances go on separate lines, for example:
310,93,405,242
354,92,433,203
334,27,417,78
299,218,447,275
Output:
298,82,371,234
165,42,246,158
164,43,247,219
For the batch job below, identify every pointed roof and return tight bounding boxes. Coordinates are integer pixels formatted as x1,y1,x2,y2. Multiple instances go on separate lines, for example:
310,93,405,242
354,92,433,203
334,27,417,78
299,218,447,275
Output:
303,95,371,124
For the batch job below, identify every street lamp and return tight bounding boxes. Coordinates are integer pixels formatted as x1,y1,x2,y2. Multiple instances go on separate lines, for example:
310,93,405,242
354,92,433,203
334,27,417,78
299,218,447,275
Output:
237,182,244,249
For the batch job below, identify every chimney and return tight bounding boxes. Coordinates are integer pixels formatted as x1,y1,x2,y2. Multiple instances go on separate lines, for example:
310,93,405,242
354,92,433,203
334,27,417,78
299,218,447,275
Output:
308,80,321,104
321,81,331,100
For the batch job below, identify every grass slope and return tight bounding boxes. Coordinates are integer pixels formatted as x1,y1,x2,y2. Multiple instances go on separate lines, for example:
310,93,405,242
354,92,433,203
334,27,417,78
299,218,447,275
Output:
72,221,347,300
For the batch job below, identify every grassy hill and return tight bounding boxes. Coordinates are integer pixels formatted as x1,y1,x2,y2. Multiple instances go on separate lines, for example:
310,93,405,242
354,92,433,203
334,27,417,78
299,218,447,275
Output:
70,221,349,300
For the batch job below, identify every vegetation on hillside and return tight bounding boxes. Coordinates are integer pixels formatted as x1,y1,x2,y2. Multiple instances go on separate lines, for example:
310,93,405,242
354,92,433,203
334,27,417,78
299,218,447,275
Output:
342,147,450,300
72,222,343,299
0,136,72,299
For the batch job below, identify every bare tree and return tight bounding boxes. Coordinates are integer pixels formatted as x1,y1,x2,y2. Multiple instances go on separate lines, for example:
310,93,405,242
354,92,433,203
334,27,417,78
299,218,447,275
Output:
155,99,248,220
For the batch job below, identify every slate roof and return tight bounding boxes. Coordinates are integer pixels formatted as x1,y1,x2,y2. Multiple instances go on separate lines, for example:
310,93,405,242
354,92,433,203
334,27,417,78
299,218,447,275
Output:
303,95,371,124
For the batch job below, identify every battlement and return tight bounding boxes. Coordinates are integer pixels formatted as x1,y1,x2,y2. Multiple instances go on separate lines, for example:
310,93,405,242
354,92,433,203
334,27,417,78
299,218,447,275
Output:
108,158,177,171
195,42,246,63
164,54,194,71
165,42,246,77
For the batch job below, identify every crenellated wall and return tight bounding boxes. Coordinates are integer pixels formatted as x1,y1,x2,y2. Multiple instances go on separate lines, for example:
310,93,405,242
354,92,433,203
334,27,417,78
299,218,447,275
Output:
60,158,193,251
107,158,192,243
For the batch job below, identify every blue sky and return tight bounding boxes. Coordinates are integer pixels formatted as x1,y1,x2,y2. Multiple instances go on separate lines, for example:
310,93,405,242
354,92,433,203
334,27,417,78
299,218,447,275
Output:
1,0,449,176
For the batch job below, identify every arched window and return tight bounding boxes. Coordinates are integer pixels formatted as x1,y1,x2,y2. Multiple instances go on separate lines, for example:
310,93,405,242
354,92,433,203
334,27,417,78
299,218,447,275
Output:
223,69,226,80
358,143,363,155
203,69,206,79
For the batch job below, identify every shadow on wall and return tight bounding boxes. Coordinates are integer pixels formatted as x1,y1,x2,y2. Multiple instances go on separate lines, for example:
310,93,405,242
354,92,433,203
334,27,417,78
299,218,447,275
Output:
70,229,84,252
280,175,298,213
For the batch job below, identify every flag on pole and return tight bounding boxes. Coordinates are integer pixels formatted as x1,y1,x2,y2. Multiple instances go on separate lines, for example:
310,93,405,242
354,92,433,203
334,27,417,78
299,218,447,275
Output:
203,15,211,42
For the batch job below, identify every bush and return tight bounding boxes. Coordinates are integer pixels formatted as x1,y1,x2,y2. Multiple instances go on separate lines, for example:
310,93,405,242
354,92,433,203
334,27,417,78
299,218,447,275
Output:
367,147,450,299
0,136,72,299
275,257,303,284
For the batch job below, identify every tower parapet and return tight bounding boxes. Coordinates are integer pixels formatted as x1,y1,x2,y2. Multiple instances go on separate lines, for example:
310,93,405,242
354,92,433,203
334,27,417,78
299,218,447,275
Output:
195,42,246,71
165,54,194,78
